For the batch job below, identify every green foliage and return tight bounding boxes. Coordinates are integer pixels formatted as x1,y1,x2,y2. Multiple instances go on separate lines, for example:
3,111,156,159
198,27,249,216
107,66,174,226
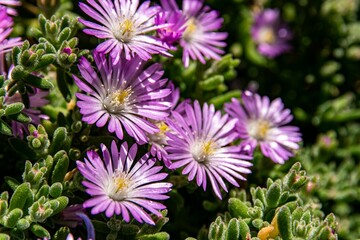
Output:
199,163,338,240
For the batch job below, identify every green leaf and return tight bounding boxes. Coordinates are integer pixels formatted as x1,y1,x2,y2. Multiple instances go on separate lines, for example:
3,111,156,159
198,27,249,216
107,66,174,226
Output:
226,218,240,240
0,233,11,240
0,120,12,136
49,127,68,154
49,182,63,198
4,208,23,228
9,112,32,123
228,198,249,218
16,218,31,230
8,183,31,211
199,75,224,91
30,224,50,238
51,150,69,184
4,103,24,116
23,74,53,90
277,206,293,240
266,183,281,208
238,219,250,240
138,232,170,240
49,196,68,216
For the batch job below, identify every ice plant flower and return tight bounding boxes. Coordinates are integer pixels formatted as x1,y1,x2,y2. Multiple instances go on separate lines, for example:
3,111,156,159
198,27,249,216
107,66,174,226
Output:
73,51,172,144
78,0,171,63
251,9,292,58
0,6,22,75
76,141,172,225
165,100,252,199
224,91,302,164
159,0,228,67
0,0,21,15
155,8,187,48
147,82,180,166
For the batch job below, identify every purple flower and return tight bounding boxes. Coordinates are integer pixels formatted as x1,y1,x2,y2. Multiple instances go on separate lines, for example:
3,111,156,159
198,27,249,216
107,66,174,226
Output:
0,0,20,15
146,82,180,166
160,0,228,67
165,100,252,199
155,8,187,48
224,91,302,164
5,85,49,138
251,9,292,58
76,141,172,225
73,51,172,144
59,205,95,240
0,6,22,75
78,0,171,63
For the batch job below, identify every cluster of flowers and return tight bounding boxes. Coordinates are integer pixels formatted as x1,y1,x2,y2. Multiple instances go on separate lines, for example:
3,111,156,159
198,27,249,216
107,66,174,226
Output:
0,0,299,231
74,0,301,226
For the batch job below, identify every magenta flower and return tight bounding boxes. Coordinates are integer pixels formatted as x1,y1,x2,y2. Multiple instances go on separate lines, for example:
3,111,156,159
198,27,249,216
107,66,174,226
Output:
0,0,20,15
251,9,292,58
224,91,302,164
165,100,252,199
73,51,172,144
159,0,228,67
78,0,171,63
76,141,172,225
0,6,22,75
155,8,187,48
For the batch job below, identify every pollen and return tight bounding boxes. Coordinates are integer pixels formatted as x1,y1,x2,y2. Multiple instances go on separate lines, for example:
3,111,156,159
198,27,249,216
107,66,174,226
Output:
114,18,135,43
113,87,132,105
158,122,169,134
256,120,270,140
114,176,129,194
258,27,276,44
183,18,197,41
191,140,217,163
121,19,134,35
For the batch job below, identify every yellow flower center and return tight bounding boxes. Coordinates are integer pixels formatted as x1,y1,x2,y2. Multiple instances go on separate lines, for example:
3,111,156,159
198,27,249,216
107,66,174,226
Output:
114,18,135,43
114,176,129,194
158,122,169,134
183,18,197,41
104,86,133,113
259,27,276,44
108,171,130,201
191,140,217,163
256,120,270,140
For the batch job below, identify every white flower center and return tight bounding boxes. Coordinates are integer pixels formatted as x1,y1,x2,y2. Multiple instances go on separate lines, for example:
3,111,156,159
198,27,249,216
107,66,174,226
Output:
114,18,135,43
183,17,198,41
107,171,131,201
248,119,271,140
103,86,133,113
258,27,276,44
191,139,217,163
148,121,169,146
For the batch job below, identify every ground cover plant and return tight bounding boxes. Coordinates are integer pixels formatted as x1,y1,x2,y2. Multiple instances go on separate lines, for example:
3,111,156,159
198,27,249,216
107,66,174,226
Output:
0,0,359,239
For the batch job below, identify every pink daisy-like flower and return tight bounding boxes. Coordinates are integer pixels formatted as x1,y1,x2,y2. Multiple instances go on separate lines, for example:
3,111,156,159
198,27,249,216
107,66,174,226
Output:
76,141,172,225
251,9,292,58
73,51,172,144
160,0,228,67
224,91,302,164
78,0,171,63
0,0,21,15
165,100,252,199
146,81,180,167
0,6,22,75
